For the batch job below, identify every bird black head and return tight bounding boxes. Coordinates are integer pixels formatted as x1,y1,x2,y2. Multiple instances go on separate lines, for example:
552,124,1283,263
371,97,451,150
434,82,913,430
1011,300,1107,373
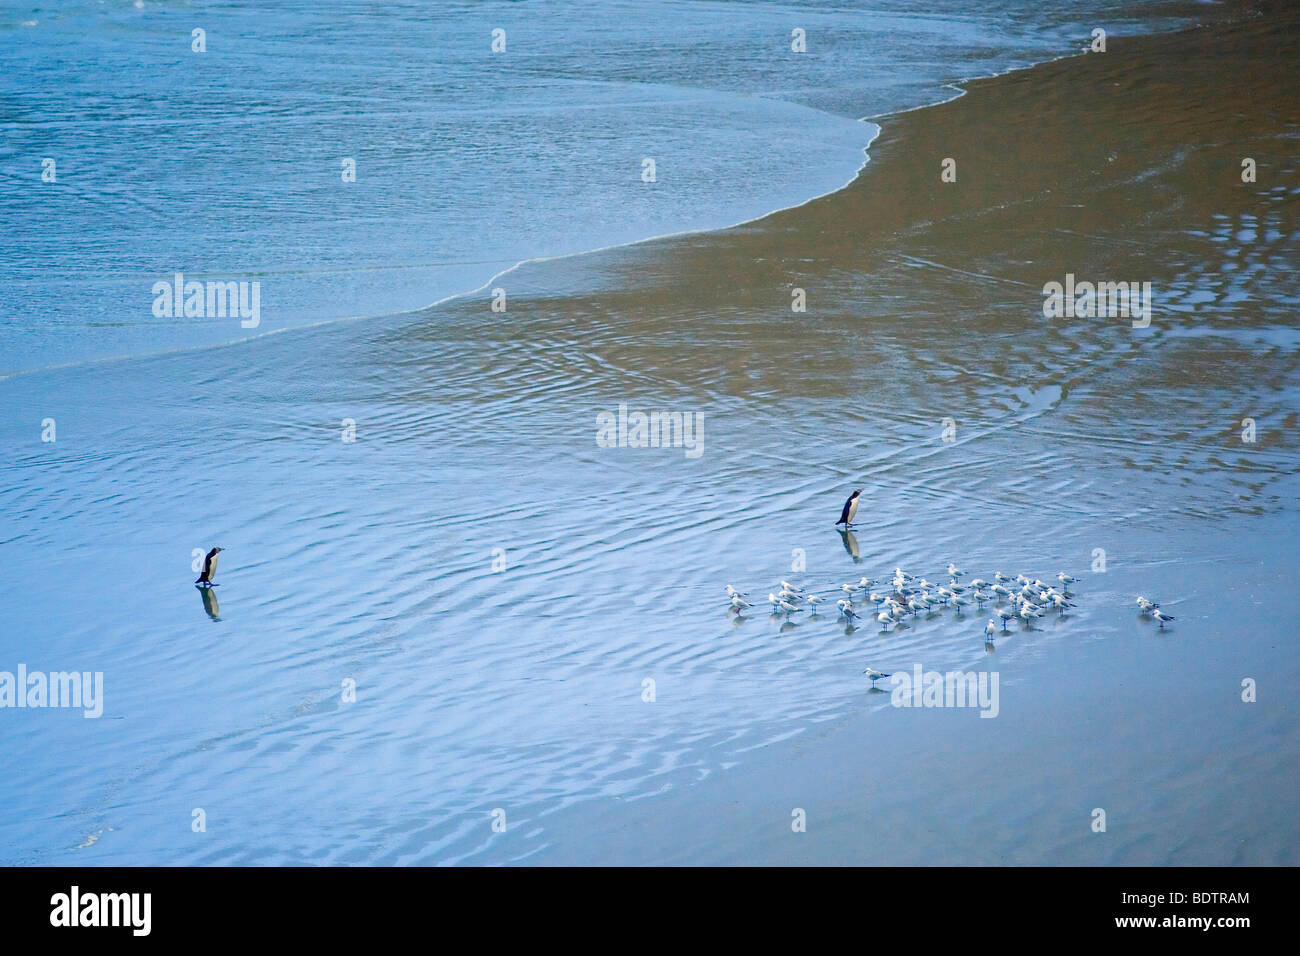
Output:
851,489,862,498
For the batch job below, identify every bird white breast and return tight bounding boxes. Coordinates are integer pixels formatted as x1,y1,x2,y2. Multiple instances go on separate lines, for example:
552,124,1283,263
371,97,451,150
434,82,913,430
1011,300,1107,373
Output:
207,552,219,580
847,497,859,523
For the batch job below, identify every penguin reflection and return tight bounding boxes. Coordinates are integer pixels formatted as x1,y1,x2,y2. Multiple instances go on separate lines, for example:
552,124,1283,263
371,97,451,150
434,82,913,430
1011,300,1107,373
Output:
197,584,221,621
838,528,861,563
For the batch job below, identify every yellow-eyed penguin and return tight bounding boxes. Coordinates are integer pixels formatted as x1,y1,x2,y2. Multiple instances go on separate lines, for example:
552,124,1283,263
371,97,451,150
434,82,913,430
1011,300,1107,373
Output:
836,489,862,529
196,547,223,587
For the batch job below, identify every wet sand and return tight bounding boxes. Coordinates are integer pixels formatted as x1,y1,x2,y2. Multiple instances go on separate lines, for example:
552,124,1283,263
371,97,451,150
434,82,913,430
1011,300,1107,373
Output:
1,0,1296,865
479,0,1300,864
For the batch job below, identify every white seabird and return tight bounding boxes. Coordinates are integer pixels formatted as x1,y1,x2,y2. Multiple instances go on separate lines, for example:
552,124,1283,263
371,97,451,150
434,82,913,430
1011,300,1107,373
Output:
770,592,802,614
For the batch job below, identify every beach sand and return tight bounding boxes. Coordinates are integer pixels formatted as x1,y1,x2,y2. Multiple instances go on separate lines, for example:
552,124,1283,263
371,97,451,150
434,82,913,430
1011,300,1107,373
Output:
1,0,1295,865
475,0,1300,864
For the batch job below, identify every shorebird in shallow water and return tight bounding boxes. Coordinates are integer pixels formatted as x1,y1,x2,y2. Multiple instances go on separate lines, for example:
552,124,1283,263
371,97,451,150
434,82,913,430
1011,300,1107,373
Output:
724,562,1095,642
1153,608,1175,627
770,593,803,614
1136,596,1156,614
864,667,892,684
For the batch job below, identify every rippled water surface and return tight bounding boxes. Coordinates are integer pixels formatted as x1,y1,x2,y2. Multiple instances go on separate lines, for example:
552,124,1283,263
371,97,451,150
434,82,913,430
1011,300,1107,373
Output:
1,0,1193,372
1,0,1296,865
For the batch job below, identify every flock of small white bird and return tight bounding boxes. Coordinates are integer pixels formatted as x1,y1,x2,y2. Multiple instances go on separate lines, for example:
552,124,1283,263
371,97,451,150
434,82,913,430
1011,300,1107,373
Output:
725,565,1085,637
726,567,1176,687
729,569,1176,633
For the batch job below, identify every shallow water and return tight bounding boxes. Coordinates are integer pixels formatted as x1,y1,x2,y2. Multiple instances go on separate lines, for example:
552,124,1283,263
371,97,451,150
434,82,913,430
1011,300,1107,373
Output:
1,0,1193,373
3,200,1295,863
1,0,1296,865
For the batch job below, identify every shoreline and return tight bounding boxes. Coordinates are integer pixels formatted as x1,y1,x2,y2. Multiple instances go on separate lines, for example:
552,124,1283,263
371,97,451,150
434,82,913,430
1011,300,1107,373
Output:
0,4,1229,386
2,0,1295,866
456,0,1297,865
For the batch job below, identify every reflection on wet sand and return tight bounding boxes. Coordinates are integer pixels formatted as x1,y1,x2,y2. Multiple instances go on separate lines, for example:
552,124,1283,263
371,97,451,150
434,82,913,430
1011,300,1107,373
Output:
839,529,861,562
197,585,221,622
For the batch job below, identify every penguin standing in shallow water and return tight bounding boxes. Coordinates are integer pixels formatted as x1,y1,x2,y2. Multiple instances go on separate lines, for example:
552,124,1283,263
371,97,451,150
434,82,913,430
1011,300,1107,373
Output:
836,489,862,529
196,547,223,587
